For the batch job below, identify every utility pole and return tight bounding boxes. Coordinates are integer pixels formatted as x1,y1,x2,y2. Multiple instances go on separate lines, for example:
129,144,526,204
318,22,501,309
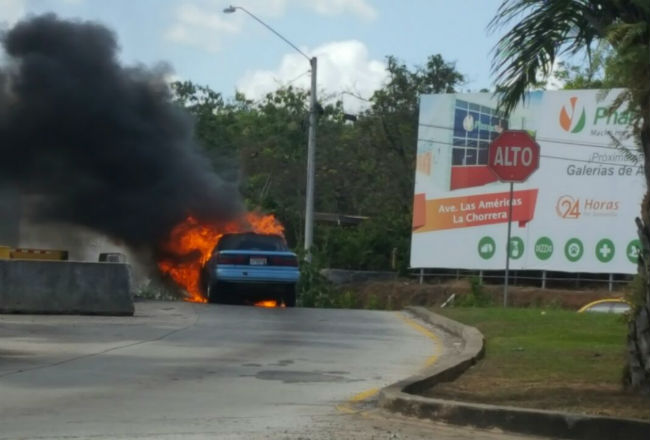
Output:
304,57,317,261
224,5,318,261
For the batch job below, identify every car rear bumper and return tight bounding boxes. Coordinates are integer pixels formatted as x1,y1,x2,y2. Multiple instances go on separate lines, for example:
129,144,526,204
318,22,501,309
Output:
215,265,299,284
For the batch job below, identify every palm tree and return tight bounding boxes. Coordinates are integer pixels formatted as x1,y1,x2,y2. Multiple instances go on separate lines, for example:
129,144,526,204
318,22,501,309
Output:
490,0,649,394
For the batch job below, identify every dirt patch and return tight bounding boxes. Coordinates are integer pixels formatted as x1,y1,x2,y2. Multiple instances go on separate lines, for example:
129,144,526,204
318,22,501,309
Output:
341,278,621,310
429,379,650,420
340,279,465,310
481,284,620,309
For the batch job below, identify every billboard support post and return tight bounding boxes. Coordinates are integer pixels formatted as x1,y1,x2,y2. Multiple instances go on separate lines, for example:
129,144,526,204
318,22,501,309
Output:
504,182,514,306
541,270,547,289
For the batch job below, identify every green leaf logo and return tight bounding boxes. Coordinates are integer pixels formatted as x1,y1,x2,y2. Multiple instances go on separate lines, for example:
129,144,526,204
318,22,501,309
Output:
559,97,587,134
571,108,586,133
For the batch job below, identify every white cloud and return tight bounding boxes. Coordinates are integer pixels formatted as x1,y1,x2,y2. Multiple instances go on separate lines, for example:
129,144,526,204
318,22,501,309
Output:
545,57,565,91
306,0,377,21
165,2,241,52
164,72,183,84
166,0,378,51
0,0,26,28
0,0,85,30
236,0,290,17
238,0,377,20
236,40,387,113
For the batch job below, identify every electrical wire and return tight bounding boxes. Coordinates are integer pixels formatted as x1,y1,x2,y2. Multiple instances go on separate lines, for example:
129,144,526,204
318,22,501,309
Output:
417,121,639,152
285,70,311,86
416,137,643,169
540,154,642,168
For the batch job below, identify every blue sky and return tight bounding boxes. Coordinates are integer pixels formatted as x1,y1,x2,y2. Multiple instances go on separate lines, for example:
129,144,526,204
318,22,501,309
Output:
1,0,504,111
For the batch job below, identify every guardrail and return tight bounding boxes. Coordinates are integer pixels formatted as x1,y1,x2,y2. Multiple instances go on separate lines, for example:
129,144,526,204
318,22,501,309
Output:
411,268,633,292
0,246,69,261
10,248,69,261
1,246,127,263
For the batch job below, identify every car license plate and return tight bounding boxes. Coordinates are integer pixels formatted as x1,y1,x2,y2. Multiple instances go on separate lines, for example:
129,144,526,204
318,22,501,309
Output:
249,257,267,266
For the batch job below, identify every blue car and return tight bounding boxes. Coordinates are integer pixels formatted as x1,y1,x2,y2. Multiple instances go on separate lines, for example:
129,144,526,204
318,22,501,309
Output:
201,232,300,306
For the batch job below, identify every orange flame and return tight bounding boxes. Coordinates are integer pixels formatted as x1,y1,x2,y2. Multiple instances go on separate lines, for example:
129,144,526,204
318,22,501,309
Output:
254,300,282,308
157,212,285,303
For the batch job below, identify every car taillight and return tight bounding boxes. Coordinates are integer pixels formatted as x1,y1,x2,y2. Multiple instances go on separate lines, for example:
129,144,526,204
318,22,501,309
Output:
270,255,298,267
217,254,248,265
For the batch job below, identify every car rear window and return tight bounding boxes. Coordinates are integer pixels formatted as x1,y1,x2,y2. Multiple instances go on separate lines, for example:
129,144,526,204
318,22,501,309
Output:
217,233,289,251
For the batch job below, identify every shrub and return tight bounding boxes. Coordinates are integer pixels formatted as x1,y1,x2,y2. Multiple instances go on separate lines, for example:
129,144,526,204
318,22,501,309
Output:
455,276,492,307
297,249,339,308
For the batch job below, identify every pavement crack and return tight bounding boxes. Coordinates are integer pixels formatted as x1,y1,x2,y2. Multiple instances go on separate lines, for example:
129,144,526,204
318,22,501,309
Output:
0,304,201,379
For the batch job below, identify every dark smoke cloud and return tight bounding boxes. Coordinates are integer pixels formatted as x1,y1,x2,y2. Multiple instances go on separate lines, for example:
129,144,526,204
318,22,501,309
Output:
0,14,241,249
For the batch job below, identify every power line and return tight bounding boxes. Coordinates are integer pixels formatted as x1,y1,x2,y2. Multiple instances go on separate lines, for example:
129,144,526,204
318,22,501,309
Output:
417,137,643,169
541,154,642,169
285,70,311,86
417,121,639,152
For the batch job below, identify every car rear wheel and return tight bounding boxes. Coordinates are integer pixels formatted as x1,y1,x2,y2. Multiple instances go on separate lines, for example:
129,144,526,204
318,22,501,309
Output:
283,285,296,307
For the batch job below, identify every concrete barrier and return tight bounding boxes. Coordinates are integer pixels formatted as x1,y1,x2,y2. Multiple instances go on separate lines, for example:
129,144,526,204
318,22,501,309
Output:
0,260,134,315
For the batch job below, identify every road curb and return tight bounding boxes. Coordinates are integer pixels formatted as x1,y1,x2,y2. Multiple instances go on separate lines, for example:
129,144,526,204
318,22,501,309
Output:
378,306,650,440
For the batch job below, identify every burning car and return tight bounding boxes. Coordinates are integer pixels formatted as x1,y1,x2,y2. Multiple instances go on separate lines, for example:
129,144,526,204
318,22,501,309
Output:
201,232,299,306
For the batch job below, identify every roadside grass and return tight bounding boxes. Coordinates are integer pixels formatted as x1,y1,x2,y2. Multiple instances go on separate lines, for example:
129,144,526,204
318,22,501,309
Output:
428,307,650,420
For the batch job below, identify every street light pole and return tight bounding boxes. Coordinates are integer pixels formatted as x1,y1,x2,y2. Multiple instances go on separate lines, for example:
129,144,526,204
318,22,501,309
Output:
304,57,317,260
224,5,317,260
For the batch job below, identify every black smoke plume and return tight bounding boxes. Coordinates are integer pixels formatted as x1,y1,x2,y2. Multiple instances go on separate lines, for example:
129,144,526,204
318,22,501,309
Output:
0,15,241,250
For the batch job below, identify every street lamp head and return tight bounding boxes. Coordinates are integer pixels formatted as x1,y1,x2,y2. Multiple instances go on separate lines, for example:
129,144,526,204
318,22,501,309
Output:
223,5,237,13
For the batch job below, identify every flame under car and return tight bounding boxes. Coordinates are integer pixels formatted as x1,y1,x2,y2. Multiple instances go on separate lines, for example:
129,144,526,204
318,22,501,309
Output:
201,232,299,306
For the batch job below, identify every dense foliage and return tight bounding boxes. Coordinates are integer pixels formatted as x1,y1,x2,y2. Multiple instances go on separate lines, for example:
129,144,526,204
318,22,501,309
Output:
172,54,465,274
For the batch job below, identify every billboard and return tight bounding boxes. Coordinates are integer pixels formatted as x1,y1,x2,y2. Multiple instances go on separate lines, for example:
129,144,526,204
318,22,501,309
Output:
411,90,645,274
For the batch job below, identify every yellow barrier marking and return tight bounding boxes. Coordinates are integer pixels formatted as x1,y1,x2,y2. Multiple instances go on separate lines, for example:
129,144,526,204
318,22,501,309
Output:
335,403,358,414
397,311,442,367
350,387,379,402
335,388,379,415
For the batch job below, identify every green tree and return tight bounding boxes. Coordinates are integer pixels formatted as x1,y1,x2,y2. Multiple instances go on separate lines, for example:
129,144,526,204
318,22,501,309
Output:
231,86,332,248
552,43,623,89
315,55,464,271
490,0,649,393
368,55,464,196
171,82,312,248
169,54,466,274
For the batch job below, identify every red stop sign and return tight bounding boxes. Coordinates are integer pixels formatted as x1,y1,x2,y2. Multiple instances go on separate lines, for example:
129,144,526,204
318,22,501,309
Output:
488,130,540,182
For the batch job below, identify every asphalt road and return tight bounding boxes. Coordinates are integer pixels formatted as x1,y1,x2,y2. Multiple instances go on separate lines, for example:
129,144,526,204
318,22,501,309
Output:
0,301,544,439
